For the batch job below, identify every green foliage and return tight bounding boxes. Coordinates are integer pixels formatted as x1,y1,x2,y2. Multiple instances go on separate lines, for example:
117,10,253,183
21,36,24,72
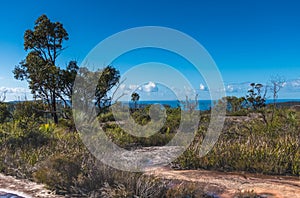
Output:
95,66,120,111
73,66,120,114
99,182,133,198
234,189,260,198
13,101,46,122
175,108,300,176
103,122,174,148
0,117,142,196
1,120,51,149
136,175,167,198
181,95,199,113
217,96,248,115
97,104,180,148
130,108,151,125
246,83,267,110
98,111,115,122
0,98,299,197
129,105,181,133
33,154,81,194
0,102,11,123
13,14,70,123
131,92,140,109
165,182,214,198
39,123,56,135
228,109,248,116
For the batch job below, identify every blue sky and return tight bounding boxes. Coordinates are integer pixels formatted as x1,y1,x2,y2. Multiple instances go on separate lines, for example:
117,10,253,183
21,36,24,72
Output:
1,0,300,100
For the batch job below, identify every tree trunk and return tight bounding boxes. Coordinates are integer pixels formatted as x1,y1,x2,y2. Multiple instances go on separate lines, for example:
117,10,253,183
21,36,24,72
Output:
52,92,58,124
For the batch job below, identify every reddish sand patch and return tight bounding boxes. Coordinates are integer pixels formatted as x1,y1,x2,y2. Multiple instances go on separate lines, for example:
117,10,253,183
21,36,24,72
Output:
146,167,300,198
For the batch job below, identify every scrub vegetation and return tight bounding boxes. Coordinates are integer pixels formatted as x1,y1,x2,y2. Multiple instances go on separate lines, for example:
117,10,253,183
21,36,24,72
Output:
0,14,299,197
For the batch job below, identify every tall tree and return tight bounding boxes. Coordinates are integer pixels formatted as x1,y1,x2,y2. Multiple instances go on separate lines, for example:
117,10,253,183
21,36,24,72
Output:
73,66,120,115
13,14,69,123
95,66,120,112
58,61,79,105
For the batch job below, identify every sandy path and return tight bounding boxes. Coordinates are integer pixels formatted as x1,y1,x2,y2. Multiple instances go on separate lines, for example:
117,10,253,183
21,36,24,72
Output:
146,167,300,198
0,174,62,198
1,168,299,198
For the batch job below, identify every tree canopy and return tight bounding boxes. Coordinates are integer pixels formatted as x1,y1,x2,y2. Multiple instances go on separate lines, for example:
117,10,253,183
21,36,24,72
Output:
13,15,72,123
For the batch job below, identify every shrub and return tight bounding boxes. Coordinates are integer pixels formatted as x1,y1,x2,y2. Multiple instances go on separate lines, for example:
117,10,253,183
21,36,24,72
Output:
13,101,46,122
33,154,82,194
0,102,11,123
165,181,215,198
175,108,300,176
135,175,167,198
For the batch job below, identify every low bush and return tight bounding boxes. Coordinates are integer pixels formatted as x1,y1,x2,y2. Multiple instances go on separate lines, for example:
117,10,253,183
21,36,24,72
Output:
33,154,82,194
1,100,299,197
175,108,300,176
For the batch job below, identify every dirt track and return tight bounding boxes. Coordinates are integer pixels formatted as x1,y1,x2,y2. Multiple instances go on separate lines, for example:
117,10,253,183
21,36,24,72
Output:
146,167,300,198
0,167,299,197
0,173,61,198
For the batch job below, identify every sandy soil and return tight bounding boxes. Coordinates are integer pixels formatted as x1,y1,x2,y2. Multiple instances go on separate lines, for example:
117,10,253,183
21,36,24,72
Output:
0,173,62,198
146,167,300,198
0,167,299,198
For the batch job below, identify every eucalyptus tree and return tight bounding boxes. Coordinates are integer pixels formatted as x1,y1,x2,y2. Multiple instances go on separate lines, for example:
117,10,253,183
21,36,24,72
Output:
74,66,120,115
13,14,69,123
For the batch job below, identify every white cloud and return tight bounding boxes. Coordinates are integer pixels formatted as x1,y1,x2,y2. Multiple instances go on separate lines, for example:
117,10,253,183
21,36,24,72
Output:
224,79,300,98
199,83,206,91
226,85,234,92
277,78,300,93
129,84,139,91
142,81,158,92
282,82,287,87
0,87,31,101
0,87,29,94
114,82,158,100
225,83,246,93
116,78,300,100
290,79,300,87
183,86,196,95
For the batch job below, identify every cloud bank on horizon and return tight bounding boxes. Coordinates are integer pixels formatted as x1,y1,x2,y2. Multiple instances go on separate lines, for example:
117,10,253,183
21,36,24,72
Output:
1,78,300,102
113,78,300,101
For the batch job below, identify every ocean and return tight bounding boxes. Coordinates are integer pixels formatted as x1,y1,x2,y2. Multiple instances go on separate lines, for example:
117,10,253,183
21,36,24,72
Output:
125,99,300,111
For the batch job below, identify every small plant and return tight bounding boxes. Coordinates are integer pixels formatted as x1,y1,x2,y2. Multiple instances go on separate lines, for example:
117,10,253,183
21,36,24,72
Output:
165,181,215,198
100,182,133,198
234,189,260,198
33,154,81,194
39,123,56,135
136,175,167,198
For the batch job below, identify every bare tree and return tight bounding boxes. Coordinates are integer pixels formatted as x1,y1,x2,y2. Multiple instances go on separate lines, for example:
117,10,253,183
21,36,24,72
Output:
269,75,285,123
0,90,7,102
270,75,285,108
